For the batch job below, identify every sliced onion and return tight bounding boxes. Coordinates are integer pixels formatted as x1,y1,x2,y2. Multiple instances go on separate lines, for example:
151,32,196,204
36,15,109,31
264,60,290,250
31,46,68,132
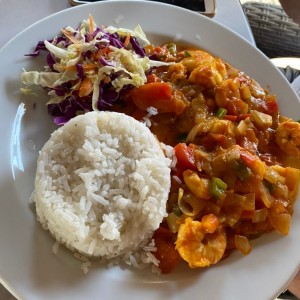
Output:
222,193,246,226
240,84,251,100
285,167,300,204
166,212,180,233
205,201,221,216
259,182,274,208
178,191,205,217
252,158,266,179
252,208,268,223
243,193,255,211
235,235,252,255
269,213,291,235
264,167,286,185
186,122,203,142
236,120,248,135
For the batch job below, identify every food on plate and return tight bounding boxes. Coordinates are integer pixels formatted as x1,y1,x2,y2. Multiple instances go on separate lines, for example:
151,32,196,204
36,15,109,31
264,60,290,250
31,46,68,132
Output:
21,15,171,125
23,16,300,274
33,111,171,264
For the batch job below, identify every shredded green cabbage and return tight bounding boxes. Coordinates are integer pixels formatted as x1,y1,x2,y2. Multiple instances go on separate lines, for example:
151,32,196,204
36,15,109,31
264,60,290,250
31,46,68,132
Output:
21,17,174,112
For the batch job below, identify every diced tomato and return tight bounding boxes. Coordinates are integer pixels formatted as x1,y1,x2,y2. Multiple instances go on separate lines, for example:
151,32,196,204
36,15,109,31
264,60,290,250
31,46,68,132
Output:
224,115,238,122
174,143,197,171
129,82,186,115
225,98,248,116
237,114,252,121
264,97,279,115
240,151,256,167
153,226,181,273
209,133,228,148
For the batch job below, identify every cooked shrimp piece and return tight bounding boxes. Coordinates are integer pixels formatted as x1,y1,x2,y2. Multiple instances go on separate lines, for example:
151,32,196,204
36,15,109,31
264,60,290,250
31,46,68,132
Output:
275,121,300,157
189,64,224,88
175,215,227,268
166,63,187,82
182,50,226,88
181,50,215,72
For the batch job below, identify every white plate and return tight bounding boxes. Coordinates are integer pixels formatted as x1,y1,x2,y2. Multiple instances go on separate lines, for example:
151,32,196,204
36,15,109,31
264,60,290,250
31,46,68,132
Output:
1,1,300,300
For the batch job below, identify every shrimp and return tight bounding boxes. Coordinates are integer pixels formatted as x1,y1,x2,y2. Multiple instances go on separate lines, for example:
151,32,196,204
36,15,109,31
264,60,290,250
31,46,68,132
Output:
275,121,300,157
166,63,187,83
181,50,226,88
175,214,226,268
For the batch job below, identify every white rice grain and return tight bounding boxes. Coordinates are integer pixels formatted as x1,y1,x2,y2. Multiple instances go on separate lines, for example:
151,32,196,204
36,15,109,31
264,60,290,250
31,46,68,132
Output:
33,111,171,268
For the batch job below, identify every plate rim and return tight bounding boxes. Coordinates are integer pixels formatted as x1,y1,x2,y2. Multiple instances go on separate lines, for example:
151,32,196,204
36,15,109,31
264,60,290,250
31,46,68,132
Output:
0,1,300,300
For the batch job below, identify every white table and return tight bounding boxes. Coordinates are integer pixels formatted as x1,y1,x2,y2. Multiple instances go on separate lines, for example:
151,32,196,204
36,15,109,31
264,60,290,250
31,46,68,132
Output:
0,0,254,49
0,0,254,299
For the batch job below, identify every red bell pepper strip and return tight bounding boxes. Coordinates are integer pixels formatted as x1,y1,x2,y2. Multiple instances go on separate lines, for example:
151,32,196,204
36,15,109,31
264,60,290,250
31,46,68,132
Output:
240,151,256,168
174,143,197,171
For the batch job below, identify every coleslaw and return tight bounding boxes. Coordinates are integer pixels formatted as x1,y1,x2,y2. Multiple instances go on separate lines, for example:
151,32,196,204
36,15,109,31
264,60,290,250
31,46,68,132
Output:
21,15,171,125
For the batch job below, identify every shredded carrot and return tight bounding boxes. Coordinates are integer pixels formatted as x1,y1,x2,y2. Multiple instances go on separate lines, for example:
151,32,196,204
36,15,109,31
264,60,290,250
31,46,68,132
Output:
61,29,79,45
123,33,131,48
56,64,77,71
89,14,94,35
93,46,110,61
82,64,98,72
102,75,111,84
79,77,93,98
58,63,98,72
101,46,110,55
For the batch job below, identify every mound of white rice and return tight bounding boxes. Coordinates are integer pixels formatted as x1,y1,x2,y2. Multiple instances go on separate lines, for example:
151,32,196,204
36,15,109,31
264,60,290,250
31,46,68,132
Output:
33,111,171,264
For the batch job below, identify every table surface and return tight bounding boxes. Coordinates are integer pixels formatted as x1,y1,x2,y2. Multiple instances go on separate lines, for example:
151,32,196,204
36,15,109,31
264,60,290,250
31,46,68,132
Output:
0,0,254,299
0,0,254,49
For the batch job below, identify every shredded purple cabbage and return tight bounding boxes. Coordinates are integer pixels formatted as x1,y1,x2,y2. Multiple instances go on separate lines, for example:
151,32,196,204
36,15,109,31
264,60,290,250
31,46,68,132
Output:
25,23,150,125
76,64,85,80
82,50,93,59
53,116,71,126
47,82,72,96
46,53,56,70
48,96,93,125
107,32,124,48
56,36,72,48
100,89,119,105
99,56,116,67
25,40,48,56
130,36,146,57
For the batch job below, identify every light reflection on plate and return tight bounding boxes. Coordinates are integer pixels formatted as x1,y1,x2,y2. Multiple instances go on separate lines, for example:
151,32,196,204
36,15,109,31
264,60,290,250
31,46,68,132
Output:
10,103,26,179
0,1,300,300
